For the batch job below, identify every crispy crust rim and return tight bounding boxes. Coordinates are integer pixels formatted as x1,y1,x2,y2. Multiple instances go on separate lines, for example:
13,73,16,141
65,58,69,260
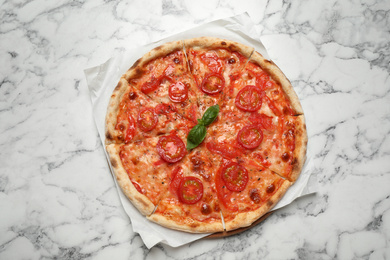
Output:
183,36,254,58
105,144,156,216
223,180,292,231
249,51,304,115
105,78,129,145
289,115,308,182
147,214,224,234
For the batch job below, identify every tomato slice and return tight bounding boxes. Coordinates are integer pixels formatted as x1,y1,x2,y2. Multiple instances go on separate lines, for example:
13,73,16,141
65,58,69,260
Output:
155,103,176,115
237,125,263,149
201,73,225,95
116,112,136,143
235,85,263,112
137,107,158,132
168,82,188,103
206,140,244,159
156,134,186,163
170,166,183,196
141,76,171,94
221,162,248,192
178,176,203,204
248,113,274,130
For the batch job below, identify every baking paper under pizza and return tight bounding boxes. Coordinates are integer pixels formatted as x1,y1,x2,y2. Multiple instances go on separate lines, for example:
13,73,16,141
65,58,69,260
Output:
105,37,307,233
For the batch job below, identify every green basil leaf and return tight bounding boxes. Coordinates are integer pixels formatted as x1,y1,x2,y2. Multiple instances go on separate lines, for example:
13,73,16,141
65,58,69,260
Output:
186,124,207,150
201,105,219,126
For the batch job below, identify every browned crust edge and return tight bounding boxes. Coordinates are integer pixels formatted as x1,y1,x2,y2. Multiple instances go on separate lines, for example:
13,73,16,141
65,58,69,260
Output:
249,51,304,115
105,144,156,216
183,36,254,58
289,115,308,182
147,213,224,234
223,180,292,231
104,78,129,145
123,40,184,82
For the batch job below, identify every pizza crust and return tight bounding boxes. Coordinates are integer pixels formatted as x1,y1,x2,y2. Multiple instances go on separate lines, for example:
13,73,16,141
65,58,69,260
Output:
147,213,224,233
105,144,156,216
184,36,254,58
289,115,308,182
223,180,292,231
249,51,304,115
105,78,130,145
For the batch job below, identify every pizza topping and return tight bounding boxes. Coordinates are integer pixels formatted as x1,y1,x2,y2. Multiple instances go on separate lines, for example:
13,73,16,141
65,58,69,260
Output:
266,183,275,194
170,166,183,196
228,58,236,64
237,125,263,149
137,107,158,132
141,76,172,94
155,103,176,115
200,52,223,73
249,188,261,204
221,162,248,192
201,203,212,215
157,134,186,163
187,105,219,150
132,181,143,194
116,112,136,143
178,176,203,204
201,73,225,95
235,85,263,112
168,81,188,103
128,91,137,100
248,113,274,130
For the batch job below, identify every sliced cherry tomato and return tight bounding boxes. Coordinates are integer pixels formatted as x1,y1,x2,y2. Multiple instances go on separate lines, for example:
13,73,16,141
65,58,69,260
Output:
178,176,203,204
248,113,274,130
137,107,158,132
170,166,183,196
201,73,225,95
235,85,263,112
141,77,160,94
141,76,171,94
155,103,176,115
206,140,243,159
221,162,248,192
116,112,136,143
237,125,263,149
156,134,186,163
168,82,188,103
200,52,223,73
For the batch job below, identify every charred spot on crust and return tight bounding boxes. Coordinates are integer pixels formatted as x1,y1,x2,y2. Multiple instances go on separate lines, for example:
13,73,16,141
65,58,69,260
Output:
221,41,227,45
267,199,274,207
130,58,141,70
110,158,117,168
106,131,113,141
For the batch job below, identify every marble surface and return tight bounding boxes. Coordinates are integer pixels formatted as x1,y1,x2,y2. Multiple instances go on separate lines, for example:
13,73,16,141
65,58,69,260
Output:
1,0,389,259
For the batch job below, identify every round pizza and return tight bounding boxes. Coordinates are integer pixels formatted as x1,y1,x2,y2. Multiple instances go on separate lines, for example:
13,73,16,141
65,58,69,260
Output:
105,37,308,233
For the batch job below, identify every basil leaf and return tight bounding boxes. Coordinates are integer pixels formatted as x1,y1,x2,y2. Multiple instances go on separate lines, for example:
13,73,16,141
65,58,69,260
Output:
201,105,219,126
186,124,207,150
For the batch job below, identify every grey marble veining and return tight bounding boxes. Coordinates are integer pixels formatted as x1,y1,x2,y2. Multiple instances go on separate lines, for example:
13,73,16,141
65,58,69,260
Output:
1,0,390,259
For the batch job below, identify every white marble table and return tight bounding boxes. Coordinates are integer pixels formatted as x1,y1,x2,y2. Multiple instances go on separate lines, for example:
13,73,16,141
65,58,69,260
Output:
1,0,389,259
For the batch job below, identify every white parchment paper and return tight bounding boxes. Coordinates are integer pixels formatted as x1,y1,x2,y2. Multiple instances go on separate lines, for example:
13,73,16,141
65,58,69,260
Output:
84,13,314,249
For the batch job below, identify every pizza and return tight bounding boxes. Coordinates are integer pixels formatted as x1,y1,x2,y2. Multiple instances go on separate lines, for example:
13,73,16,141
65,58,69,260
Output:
105,37,307,233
